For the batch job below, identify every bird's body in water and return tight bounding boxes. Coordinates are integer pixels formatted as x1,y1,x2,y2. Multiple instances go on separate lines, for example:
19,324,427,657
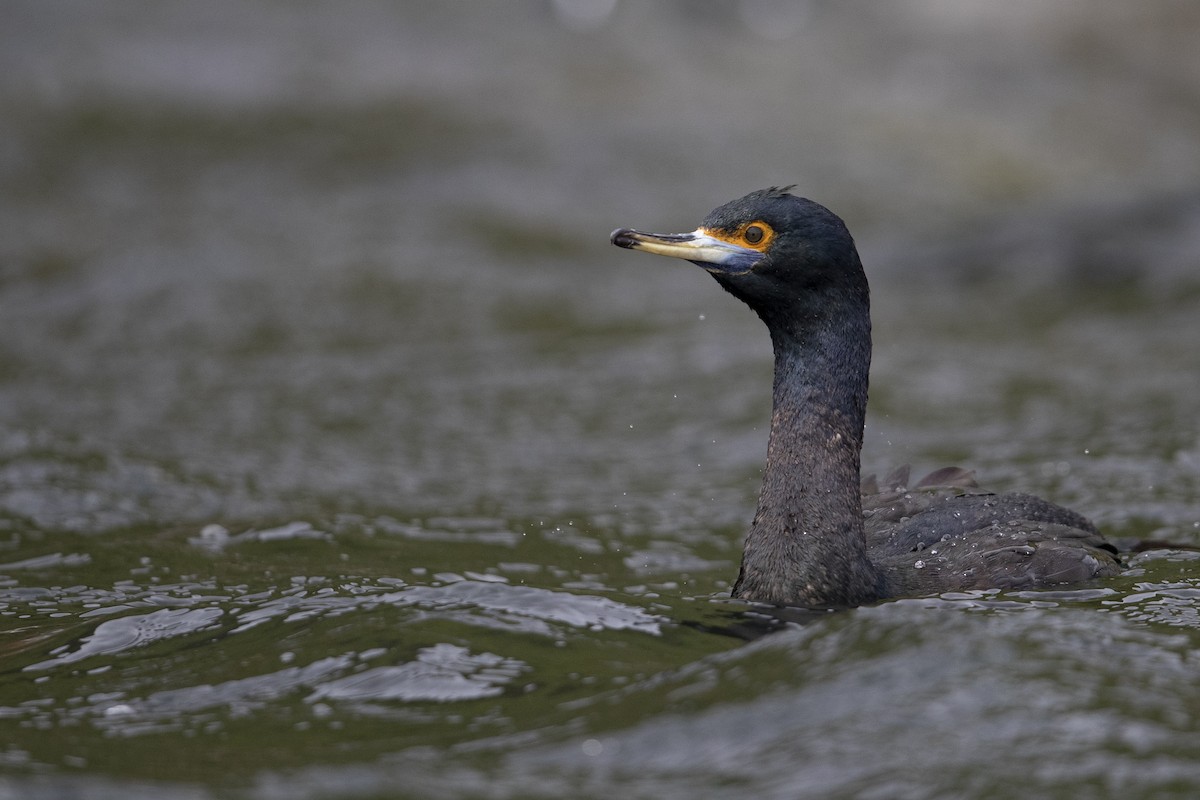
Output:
611,187,1121,608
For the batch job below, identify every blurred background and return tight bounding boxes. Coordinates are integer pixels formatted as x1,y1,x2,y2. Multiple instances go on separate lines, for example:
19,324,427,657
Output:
2,2,1200,798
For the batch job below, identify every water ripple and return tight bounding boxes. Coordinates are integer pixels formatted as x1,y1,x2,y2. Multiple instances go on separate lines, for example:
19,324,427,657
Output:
24,608,224,671
383,581,663,635
307,643,528,703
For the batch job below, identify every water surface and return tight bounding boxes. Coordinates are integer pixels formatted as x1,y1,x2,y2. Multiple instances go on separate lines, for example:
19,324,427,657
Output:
2,3,1200,798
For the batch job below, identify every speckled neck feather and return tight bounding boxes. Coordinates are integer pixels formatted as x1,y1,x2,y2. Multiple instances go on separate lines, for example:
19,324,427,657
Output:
730,255,884,607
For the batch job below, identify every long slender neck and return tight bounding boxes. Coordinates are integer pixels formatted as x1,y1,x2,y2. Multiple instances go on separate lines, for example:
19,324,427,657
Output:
732,294,883,607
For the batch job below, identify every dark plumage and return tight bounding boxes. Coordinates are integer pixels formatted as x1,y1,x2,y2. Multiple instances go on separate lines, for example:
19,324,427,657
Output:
611,187,1120,608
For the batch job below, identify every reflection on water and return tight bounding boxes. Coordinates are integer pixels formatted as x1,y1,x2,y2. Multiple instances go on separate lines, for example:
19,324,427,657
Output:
26,607,225,671
2,2,1200,798
308,643,528,703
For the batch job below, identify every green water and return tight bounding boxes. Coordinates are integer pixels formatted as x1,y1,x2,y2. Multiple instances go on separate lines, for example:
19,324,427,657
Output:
2,3,1200,798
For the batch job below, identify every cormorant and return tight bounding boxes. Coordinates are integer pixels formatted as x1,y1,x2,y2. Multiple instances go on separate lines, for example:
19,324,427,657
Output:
611,187,1120,608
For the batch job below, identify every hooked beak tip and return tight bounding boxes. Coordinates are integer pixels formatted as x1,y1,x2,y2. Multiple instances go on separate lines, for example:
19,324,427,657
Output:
610,228,637,249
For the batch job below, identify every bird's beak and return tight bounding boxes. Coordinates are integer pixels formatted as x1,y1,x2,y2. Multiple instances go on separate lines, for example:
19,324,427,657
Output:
609,228,763,274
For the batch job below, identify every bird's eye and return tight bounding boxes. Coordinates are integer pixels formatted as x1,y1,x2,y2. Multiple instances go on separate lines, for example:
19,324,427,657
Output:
737,221,773,250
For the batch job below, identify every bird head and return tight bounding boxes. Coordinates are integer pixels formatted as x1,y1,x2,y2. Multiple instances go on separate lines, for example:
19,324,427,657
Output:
610,187,867,319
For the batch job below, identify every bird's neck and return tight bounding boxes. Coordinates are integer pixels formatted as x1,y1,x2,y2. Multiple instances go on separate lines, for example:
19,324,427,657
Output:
733,303,883,607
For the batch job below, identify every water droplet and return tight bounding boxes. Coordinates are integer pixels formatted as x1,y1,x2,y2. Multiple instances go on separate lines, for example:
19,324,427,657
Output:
914,560,926,569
